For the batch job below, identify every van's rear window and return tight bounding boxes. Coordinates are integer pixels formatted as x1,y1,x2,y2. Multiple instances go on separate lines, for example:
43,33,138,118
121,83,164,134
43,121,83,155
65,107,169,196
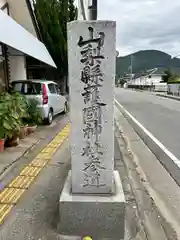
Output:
12,82,42,95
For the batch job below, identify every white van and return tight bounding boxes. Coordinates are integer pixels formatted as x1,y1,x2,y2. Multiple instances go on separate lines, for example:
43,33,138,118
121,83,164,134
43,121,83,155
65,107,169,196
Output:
12,80,67,125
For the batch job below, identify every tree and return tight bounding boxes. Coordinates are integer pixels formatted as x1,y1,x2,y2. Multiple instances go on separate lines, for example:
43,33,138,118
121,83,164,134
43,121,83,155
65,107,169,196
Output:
163,70,173,82
34,0,77,89
163,70,180,83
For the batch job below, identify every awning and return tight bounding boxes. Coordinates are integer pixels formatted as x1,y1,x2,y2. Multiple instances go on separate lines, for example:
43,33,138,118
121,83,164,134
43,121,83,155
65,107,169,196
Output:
0,9,56,68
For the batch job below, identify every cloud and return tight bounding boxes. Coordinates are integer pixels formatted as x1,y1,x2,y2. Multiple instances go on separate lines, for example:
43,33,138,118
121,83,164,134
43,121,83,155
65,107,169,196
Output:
98,0,180,56
75,0,180,57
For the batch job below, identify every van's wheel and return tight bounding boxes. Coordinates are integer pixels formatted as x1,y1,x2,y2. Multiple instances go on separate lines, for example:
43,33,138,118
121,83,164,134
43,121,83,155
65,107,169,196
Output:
63,102,68,114
45,109,53,125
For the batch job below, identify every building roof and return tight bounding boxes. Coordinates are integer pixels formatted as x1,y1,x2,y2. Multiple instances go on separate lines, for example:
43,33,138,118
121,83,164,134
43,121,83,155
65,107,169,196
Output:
0,9,56,67
12,79,56,84
134,68,166,79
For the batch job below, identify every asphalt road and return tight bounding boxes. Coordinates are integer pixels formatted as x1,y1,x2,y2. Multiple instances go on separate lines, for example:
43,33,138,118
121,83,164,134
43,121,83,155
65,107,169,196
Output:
115,88,180,160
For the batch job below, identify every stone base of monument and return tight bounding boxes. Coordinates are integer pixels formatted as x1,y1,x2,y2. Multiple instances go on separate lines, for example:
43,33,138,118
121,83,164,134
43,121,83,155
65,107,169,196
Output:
58,170,125,240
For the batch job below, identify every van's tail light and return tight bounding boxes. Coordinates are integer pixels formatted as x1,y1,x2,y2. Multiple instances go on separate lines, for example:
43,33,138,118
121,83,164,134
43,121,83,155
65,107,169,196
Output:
42,84,48,104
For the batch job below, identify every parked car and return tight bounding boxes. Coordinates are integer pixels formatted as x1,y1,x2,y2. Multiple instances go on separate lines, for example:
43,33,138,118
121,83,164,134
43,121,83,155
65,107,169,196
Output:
11,80,67,125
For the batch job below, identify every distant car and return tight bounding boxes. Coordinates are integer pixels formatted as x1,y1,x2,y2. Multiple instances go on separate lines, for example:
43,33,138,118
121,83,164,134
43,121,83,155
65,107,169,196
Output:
11,80,68,125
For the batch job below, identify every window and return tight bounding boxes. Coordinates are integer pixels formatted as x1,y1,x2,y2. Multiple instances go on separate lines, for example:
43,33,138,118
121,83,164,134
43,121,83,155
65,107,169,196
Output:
55,84,60,94
13,82,23,92
48,83,57,94
33,83,42,94
12,82,42,95
24,82,42,95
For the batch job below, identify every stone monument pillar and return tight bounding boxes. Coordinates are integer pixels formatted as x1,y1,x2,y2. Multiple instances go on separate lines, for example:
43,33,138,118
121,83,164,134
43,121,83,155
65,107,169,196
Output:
70,21,115,194
59,20,125,240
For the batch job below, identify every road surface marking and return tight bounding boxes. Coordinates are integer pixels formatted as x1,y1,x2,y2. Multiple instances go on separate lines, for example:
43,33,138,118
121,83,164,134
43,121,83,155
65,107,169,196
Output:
115,99,180,168
0,123,70,225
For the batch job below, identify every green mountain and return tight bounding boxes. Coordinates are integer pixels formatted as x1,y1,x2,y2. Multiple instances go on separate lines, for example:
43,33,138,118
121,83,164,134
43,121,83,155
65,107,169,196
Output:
116,50,180,77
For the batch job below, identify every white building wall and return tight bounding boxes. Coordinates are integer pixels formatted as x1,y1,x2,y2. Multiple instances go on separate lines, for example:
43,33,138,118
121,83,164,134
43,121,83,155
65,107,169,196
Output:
142,75,163,85
168,83,180,95
137,77,141,85
1,0,27,83
9,55,27,81
135,78,138,85
0,0,6,8
8,0,37,37
141,77,146,85
152,75,162,84
0,0,8,14
133,75,163,87
146,77,151,85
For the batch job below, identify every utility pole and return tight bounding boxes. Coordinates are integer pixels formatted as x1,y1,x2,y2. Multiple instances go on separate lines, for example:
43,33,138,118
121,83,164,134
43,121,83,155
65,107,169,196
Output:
79,0,87,20
130,55,133,82
88,0,98,20
78,0,97,20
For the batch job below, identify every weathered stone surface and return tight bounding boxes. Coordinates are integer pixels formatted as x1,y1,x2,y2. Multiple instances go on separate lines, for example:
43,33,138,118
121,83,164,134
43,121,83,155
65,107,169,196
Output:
68,20,116,194
59,171,125,239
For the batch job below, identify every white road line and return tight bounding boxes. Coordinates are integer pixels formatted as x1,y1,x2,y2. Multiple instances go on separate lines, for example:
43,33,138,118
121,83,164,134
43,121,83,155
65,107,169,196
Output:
115,99,180,169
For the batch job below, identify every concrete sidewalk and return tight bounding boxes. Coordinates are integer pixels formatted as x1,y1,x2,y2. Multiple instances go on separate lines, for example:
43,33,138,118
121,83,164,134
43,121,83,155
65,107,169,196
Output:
0,114,69,190
0,107,172,239
123,87,180,102
156,93,180,101
0,138,71,240
0,135,145,240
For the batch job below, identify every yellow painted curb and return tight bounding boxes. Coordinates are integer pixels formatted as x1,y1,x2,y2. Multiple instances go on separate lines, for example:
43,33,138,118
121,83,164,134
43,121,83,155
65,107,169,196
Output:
0,123,70,225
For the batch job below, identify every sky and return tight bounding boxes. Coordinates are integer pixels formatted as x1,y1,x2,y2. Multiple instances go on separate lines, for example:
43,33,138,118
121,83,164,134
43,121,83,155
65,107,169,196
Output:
75,0,180,57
